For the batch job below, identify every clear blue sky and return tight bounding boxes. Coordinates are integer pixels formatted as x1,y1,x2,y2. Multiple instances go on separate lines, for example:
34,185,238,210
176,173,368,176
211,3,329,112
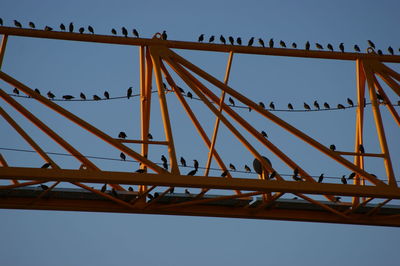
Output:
1,0,400,265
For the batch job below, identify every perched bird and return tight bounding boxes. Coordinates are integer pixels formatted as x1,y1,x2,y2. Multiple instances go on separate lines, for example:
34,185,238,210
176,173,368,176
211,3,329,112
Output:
63,95,74,100
376,93,384,102
347,98,354,107
135,169,146,173
388,46,394,55
193,159,199,170
359,144,365,154
127,87,132,99
104,91,110,99
228,36,234,45
220,35,226,44
93,95,101,100
316,43,323,50
185,189,191,195
348,172,356,180
269,38,274,48
292,174,302,181
163,82,168,90
269,171,277,179
187,91,193,99
221,170,228,177
14,20,22,28
329,144,336,151
69,22,74,33
337,104,345,109
318,174,324,183
341,175,347,184
147,194,154,200
40,184,49,190
161,30,167,40
88,25,94,34
305,41,310,50
247,37,254,46
133,29,139,38
313,100,320,110
228,97,235,106
293,168,299,177
101,184,107,192
122,27,128,37
111,28,117,35
258,38,265,47
354,45,360,52
339,43,344,52
41,162,51,168
304,102,311,110
261,131,268,138
47,91,55,99
0,18,3,26
118,131,127,139
128,186,134,192
60,23,66,31
147,133,153,139
291,42,297,48
269,101,275,110
120,152,126,161
79,27,84,34
111,188,119,198
209,35,215,43
180,157,187,167
29,21,35,29
244,165,251,172
163,162,168,170
279,40,286,48
35,88,41,95
161,155,167,163
367,40,375,49
323,102,330,109
187,169,197,176
13,88,19,95
44,26,53,31
377,49,383,55
327,43,334,51
198,34,204,42
259,102,265,109
229,163,236,171
236,37,242,45
80,92,86,100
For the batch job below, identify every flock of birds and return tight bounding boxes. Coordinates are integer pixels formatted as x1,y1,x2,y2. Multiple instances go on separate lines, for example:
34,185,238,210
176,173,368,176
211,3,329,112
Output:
1,18,400,55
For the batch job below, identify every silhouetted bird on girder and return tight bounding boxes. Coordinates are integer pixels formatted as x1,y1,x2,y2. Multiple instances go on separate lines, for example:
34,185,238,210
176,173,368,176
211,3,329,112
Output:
29,22,35,29
269,101,275,110
354,45,360,52
367,40,375,49
347,98,354,107
161,30,167,40
69,22,74,32
0,18,3,26
244,165,251,172
147,133,153,139
104,91,110,99
35,88,41,95
80,92,86,100
93,95,101,101
337,104,345,109
198,34,204,42
101,184,107,192
220,35,226,44
79,27,84,34
193,160,199,170
288,103,293,110
318,174,324,183
304,102,311,110
388,46,394,55
339,43,344,52
47,91,55,99
313,100,320,110
330,144,336,151
127,87,132,99
180,157,187,167
209,35,215,43
161,155,167,163
229,163,236,171
269,38,274,48
261,131,268,138
45,26,53,31
305,41,310,50
327,44,334,51
324,102,330,109
341,175,347,184
229,36,234,45
118,131,127,139
111,28,117,35
122,27,128,37
187,92,193,99
14,20,22,28
359,144,365,154
228,97,235,106
248,37,254,46
316,43,323,50
291,42,297,48
60,23,66,31
88,25,94,34
41,162,51,169
348,172,356,180
236,37,242,45
221,170,228,177
280,40,286,48
258,38,265,47
120,152,126,161
13,88,19,95
133,29,139,38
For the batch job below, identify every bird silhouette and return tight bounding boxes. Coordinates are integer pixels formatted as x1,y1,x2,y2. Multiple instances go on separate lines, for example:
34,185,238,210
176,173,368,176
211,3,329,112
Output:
133,29,139,38
327,43,334,51
305,41,310,50
163,162,168,170
80,92,86,100
291,42,297,48
304,102,311,110
14,20,22,28
60,23,66,31
161,30,167,40
128,186,134,192
111,188,119,198
88,25,94,34
337,104,345,109
318,174,324,183
93,95,101,100
221,170,228,177
13,88,19,95
44,26,53,31
187,92,193,99
180,157,187,167
161,155,167,163
348,172,356,180
323,102,330,109
118,132,127,139
122,27,128,37
244,165,251,172
269,171,277,179
209,35,215,43
187,169,197,176
0,18,3,26
198,34,204,42
40,184,49,190
280,40,286,48
69,22,74,32
316,43,323,50
193,159,199,170
292,174,301,181
79,27,84,34
147,194,154,200
259,102,265,109
248,37,254,46
111,28,117,35
258,38,265,47
104,91,110,99
261,131,268,138
313,100,320,110
220,35,226,44
388,46,394,55
147,133,153,139
341,175,347,184
347,98,354,107
376,93,384,102
367,40,375,49
269,38,274,48
329,144,336,151
354,45,360,52
127,87,132,99
29,22,35,29
377,49,383,55
339,43,344,52
185,189,191,195
101,184,107,192
120,152,126,161
228,97,235,106
63,95,74,100
288,103,293,110
34,88,41,95
236,37,242,45
269,101,275,110
41,162,51,168
229,163,236,171
136,169,146,173
359,144,365,154
47,91,55,99
228,36,234,45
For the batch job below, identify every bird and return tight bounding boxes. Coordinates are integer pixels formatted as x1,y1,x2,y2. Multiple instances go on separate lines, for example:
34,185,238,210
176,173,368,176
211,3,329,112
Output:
79,27,84,34
261,131,268,138
269,101,275,110
147,133,153,139
47,91,55,99
162,82,168,91
376,93,384,102
101,184,107,192
93,95,101,100
244,165,251,172
367,40,375,49
388,46,394,55
228,97,235,106
339,43,345,52
291,42,297,48
316,43,323,50
60,23,66,31
35,88,41,95
147,194,154,200
29,21,35,29
14,20,22,28
304,102,311,110
177,86,184,93
288,103,293,110
341,175,347,184
13,88,19,95
221,170,228,177
187,169,197,176
41,162,51,168
180,157,187,167
0,18,3,26
193,160,199,170
229,163,236,171
292,174,302,181
133,29,139,38
259,102,265,109
269,38,274,48
348,172,356,180
122,27,128,37
236,37,242,45
305,41,310,50
187,92,193,99
127,87,132,99
220,35,226,44
293,168,299,177
185,189,191,195
69,22,74,33
247,37,254,46
359,144,365,154
80,92,86,100
104,91,110,99
337,104,345,109
161,155,167,163
111,28,117,35
163,162,168,170
327,43,334,51
329,144,336,151
118,131,127,139
88,25,94,34
62,95,74,100
128,186,134,192
279,40,286,48
354,45,360,52
323,102,330,109
198,34,204,42
318,174,324,183
209,35,215,43
110,188,119,198
44,26,53,31
347,98,354,107
228,36,234,45
377,49,383,55
120,152,126,161
258,38,265,47
313,100,320,110
40,184,49,190
269,171,277,179
135,169,146,173
161,30,167,40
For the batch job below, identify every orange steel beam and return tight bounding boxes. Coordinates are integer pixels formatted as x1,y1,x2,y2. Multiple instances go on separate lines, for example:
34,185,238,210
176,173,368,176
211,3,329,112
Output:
2,167,400,199
0,34,7,68
372,76,400,127
375,70,400,97
1,27,400,63
294,193,348,219
0,153,18,184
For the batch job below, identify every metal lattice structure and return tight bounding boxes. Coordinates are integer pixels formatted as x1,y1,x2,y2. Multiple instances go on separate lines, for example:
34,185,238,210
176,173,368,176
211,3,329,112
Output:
0,26,400,226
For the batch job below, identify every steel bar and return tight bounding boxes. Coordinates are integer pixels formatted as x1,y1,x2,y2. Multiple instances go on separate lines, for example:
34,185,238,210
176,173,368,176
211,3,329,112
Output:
0,153,18,184
0,34,8,69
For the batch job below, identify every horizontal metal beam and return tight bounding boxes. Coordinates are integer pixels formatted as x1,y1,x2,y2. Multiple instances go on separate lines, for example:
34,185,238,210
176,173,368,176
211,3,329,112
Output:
1,27,400,62
1,167,399,199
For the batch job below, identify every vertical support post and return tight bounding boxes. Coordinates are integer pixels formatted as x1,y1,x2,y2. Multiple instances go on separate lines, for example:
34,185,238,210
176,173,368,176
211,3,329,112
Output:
0,153,18,184
0,35,8,69
139,46,148,195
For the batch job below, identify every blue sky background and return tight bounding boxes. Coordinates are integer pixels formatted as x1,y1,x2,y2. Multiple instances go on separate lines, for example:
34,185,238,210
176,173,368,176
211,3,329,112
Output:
1,0,400,265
